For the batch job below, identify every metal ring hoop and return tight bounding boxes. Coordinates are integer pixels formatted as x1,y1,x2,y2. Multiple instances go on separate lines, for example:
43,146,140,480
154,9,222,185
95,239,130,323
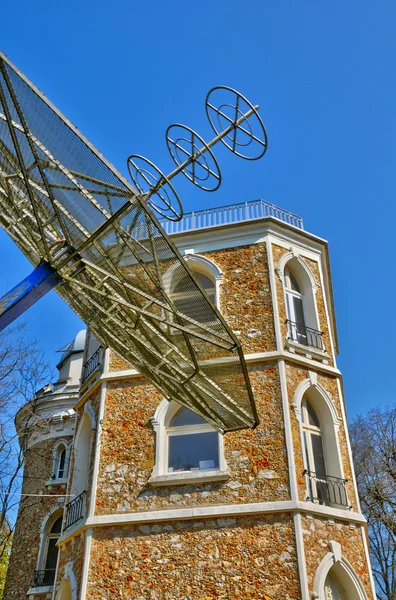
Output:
205,86,268,161
166,124,222,192
127,155,183,221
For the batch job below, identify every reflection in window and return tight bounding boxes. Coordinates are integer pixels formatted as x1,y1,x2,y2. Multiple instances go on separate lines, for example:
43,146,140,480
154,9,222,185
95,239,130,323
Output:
167,406,219,473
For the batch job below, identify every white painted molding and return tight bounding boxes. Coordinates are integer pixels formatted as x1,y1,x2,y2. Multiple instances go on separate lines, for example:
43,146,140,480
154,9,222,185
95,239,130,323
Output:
57,499,366,546
276,251,318,291
313,546,368,600
55,562,77,600
79,528,93,600
83,400,96,430
294,513,310,600
292,379,340,428
88,383,107,518
149,398,227,479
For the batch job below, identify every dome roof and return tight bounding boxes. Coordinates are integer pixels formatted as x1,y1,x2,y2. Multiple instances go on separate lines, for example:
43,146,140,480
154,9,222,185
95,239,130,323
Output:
56,329,87,370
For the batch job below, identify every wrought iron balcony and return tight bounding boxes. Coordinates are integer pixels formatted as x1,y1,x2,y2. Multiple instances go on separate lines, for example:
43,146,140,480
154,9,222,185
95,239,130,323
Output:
286,320,324,350
82,346,102,383
33,569,56,587
304,470,351,509
64,490,86,530
160,199,303,234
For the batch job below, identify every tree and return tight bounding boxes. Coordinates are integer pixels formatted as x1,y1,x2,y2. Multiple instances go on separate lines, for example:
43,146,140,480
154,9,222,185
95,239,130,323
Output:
0,322,51,595
350,406,396,600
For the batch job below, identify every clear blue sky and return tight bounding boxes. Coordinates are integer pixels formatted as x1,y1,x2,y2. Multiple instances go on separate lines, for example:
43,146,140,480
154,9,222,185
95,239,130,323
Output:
1,0,395,419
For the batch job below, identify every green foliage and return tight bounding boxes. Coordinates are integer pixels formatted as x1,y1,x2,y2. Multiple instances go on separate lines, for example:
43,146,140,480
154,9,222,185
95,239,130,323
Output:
0,525,12,599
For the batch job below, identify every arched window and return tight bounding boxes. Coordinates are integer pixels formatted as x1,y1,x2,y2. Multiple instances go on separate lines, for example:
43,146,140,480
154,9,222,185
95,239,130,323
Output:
283,257,323,351
301,394,348,508
51,442,70,481
167,405,219,473
170,269,216,324
34,512,63,587
324,572,347,600
285,266,306,341
149,399,228,485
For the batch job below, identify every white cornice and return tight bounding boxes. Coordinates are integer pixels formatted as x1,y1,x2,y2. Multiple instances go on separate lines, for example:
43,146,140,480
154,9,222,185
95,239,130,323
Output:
57,499,366,546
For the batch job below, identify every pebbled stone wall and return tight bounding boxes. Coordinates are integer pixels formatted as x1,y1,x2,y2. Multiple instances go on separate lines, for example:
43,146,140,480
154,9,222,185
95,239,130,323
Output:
4,438,70,600
95,362,290,515
87,513,300,600
302,515,374,599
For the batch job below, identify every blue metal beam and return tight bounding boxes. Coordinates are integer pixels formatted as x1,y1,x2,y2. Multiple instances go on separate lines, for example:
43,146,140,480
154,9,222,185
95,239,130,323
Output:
0,261,61,331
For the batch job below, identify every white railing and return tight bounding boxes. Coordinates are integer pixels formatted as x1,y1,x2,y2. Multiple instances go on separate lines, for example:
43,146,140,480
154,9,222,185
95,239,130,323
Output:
160,199,303,234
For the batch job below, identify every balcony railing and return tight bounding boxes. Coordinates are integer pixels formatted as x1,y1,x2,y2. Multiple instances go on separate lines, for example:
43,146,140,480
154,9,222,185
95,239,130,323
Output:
286,320,324,350
159,199,303,234
82,347,102,383
304,470,351,509
64,490,86,530
33,569,56,587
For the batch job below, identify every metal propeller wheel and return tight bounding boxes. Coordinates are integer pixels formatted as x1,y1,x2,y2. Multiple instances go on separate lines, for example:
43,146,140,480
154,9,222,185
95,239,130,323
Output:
127,155,183,221
206,86,268,160
166,124,222,192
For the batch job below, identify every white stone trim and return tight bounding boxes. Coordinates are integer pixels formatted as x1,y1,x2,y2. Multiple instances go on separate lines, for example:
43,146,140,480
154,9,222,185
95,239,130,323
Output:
79,527,93,600
90,350,341,387
57,499,366,545
313,543,368,600
266,238,283,351
360,524,378,599
54,562,77,600
148,469,230,486
278,359,298,501
36,505,64,573
85,500,365,529
87,383,106,518
149,398,227,480
82,400,96,430
294,512,310,600
276,251,318,292
292,379,340,428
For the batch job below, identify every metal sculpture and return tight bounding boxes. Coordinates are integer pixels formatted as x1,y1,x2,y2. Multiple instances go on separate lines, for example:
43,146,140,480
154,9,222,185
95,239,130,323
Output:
0,53,268,433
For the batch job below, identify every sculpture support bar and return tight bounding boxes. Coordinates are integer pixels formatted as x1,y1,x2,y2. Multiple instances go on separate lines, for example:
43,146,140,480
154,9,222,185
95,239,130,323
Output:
0,261,60,331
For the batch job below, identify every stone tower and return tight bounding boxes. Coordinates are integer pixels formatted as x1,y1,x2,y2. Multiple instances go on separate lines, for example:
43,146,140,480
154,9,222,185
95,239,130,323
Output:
5,199,376,600
4,330,86,600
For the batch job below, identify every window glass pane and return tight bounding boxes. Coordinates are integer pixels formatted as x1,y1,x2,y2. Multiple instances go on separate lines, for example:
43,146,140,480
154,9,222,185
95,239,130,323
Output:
285,268,301,292
50,516,63,534
311,433,326,476
169,407,207,427
194,272,215,291
292,296,305,327
168,431,219,472
58,449,66,478
44,538,59,570
306,400,320,427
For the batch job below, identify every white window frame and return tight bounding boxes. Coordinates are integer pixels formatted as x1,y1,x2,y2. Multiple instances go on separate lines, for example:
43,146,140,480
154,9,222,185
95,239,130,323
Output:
46,439,71,487
149,399,229,486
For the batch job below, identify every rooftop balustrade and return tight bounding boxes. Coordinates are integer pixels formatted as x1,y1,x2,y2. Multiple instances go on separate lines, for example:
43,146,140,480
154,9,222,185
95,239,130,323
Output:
160,199,303,234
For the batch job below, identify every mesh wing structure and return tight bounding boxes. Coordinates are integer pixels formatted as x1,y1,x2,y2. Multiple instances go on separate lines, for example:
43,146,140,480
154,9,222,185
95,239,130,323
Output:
0,52,259,433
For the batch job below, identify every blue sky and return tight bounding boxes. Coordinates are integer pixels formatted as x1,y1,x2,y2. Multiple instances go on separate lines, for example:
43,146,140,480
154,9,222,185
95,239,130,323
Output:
1,0,395,419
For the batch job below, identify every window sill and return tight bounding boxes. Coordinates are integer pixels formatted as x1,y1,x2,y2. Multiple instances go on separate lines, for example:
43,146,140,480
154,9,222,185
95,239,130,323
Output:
285,339,329,363
45,478,68,488
27,585,53,596
148,469,230,487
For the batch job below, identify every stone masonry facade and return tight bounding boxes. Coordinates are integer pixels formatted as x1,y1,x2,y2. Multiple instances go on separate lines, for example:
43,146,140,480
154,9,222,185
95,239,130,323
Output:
4,216,376,600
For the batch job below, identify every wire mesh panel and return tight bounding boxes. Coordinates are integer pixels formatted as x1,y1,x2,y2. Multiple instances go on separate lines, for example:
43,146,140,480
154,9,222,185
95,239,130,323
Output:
0,52,259,433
